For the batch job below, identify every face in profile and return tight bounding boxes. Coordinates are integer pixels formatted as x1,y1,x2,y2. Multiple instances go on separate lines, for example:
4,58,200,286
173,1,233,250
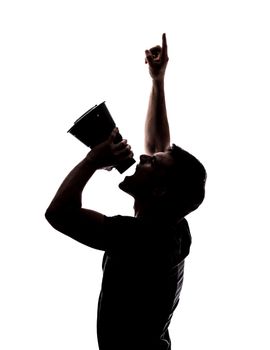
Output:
119,151,175,198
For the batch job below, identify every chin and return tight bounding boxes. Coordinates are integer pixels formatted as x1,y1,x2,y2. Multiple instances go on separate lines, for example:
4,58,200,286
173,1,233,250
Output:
118,176,134,196
119,176,128,189
118,179,126,191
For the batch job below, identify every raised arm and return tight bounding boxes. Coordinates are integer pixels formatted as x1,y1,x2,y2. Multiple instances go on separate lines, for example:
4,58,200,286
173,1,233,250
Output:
144,33,170,155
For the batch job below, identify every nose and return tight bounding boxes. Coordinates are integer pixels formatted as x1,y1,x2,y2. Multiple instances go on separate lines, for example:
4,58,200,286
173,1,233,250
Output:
139,154,151,164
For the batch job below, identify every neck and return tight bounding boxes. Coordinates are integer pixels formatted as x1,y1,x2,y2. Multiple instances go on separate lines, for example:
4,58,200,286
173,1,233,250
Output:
133,199,180,224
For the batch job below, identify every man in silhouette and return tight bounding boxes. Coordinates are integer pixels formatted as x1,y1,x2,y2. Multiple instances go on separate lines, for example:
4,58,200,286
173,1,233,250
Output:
45,33,207,350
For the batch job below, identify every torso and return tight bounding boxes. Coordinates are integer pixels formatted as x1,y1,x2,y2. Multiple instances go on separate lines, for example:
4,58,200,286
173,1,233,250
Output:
97,216,191,350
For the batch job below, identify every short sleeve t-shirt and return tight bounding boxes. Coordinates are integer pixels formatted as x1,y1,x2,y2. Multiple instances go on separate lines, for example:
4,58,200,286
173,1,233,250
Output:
96,215,192,350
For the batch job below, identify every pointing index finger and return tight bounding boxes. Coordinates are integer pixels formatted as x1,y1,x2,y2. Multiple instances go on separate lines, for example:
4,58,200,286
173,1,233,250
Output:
162,33,168,58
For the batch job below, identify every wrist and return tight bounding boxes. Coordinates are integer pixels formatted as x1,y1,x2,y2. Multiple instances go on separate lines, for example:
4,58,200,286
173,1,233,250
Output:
152,78,164,88
84,151,101,170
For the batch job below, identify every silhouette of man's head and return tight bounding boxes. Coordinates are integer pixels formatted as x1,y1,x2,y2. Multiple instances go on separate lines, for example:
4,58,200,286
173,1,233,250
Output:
166,144,206,217
119,144,207,221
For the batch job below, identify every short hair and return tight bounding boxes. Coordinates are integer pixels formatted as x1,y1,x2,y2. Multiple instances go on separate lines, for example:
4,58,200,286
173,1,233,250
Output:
167,144,207,217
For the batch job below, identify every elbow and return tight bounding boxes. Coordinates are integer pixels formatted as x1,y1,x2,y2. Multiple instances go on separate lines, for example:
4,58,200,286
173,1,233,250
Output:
145,141,170,155
44,207,67,233
45,207,57,225
45,206,77,233
144,141,155,155
45,204,65,226
155,139,170,153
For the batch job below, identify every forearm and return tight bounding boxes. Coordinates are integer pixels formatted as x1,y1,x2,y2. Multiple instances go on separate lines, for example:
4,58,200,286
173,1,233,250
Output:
46,127,132,217
144,79,170,154
46,153,98,214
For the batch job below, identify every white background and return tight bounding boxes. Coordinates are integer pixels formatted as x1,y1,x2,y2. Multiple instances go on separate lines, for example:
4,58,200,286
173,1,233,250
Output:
1,0,270,349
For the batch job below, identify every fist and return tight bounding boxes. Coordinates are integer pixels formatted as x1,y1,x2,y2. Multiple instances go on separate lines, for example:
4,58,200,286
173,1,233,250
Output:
87,128,133,170
145,33,169,81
